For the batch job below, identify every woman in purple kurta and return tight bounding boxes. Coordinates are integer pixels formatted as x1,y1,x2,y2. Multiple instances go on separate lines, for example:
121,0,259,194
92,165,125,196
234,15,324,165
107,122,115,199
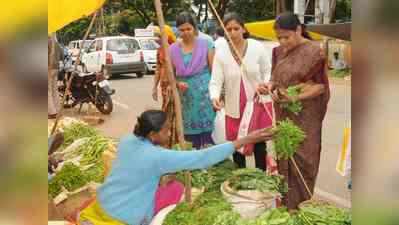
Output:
169,12,216,149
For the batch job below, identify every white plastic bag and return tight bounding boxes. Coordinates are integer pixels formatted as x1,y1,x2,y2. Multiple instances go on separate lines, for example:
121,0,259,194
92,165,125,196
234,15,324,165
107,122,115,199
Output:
211,108,227,144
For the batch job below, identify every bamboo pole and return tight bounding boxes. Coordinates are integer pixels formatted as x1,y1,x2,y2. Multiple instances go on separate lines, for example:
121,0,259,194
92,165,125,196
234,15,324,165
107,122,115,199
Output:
50,11,98,135
153,0,192,203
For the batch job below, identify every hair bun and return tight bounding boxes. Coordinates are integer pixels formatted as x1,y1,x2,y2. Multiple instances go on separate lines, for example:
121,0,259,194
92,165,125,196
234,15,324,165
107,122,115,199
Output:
133,110,167,138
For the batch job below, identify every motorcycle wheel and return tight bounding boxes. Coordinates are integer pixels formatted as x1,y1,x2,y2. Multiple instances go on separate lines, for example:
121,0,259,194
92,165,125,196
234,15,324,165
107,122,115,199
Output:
95,91,113,114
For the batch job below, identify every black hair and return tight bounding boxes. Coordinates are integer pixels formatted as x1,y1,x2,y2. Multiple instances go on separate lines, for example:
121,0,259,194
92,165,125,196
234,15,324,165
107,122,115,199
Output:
274,12,313,40
215,26,224,37
133,110,167,138
223,13,250,39
176,12,197,30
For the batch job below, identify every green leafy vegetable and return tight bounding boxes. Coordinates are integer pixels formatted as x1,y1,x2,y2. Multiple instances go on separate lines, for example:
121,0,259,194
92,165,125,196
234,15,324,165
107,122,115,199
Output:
61,122,99,149
273,119,306,160
281,86,303,115
213,211,241,225
48,163,87,198
297,201,351,225
256,207,293,225
176,160,237,192
164,192,232,225
213,208,296,225
77,135,110,166
83,162,105,183
229,168,288,194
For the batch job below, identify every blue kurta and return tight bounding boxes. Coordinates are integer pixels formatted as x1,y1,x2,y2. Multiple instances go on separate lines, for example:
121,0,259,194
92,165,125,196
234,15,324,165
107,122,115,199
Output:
177,40,216,136
97,134,235,225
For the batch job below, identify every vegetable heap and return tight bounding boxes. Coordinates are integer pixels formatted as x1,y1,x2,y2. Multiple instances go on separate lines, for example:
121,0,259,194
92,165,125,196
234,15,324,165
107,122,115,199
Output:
228,168,288,194
163,191,232,225
61,122,99,149
213,205,351,225
272,119,306,160
281,86,303,115
49,121,113,197
297,201,352,225
176,160,237,192
48,163,88,198
213,208,296,225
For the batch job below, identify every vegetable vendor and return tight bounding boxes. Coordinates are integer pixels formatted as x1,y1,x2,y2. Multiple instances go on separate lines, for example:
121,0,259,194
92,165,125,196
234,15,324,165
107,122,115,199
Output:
78,109,274,225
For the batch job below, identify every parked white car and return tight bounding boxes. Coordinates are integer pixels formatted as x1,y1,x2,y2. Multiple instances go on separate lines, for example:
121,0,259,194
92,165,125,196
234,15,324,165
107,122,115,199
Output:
134,36,159,73
81,36,146,78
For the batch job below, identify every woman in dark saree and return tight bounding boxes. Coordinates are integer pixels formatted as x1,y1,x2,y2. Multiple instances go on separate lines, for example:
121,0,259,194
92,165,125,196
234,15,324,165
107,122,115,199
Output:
258,12,330,209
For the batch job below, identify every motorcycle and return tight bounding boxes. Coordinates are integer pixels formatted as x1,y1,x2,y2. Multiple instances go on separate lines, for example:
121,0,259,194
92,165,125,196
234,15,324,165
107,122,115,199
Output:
58,58,115,115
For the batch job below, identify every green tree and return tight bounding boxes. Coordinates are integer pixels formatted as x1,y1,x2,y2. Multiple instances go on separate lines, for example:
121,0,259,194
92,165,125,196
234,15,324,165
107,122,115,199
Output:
57,0,190,44
57,18,90,45
335,0,351,22
228,0,275,22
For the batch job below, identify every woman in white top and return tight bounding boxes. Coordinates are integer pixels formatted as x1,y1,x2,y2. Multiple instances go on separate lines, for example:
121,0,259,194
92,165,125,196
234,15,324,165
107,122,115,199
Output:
209,13,273,171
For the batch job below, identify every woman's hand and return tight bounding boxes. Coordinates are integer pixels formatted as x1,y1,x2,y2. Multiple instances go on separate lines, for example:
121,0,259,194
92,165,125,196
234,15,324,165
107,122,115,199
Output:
177,82,189,92
271,89,281,102
256,83,269,95
233,128,274,150
256,82,275,95
245,128,275,143
212,98,223,111
276,88,299,103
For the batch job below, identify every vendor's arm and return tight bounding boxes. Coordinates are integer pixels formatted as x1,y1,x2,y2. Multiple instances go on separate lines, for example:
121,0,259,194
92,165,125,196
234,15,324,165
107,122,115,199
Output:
156,129,273,174
156,142,234,174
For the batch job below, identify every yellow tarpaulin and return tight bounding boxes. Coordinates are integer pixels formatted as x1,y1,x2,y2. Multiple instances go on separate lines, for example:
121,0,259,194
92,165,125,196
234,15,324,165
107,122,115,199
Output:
245,20,323,41
0,0,47,40
147,25,177,44
48,0,106,34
